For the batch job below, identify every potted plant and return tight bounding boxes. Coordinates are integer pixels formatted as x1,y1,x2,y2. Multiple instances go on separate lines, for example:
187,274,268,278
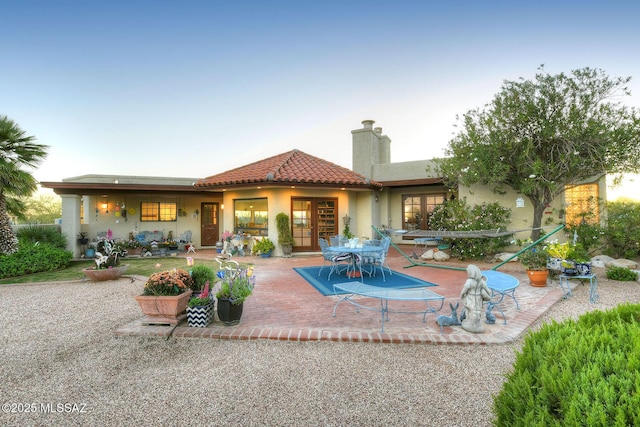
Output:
85,241,97,258
252,237,275,257
134,268,194,324
117,239,144,256
518,245,549,287
214,259,255,326
566,243,592,275
187,281,214,327
82,239,129,281
276,212,295,257
78,232,89,245
190,264,216,295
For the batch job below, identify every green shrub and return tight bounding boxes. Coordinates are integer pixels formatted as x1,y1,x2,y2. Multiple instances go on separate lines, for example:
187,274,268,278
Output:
16,225,67,249
0,242,73,279
190,264,215,292
606,265,638,281
428,199,511,259
493,303,640,426
602,200,640,259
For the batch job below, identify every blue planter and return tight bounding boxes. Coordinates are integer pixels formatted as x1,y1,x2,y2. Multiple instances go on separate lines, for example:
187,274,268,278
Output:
260,252,271,258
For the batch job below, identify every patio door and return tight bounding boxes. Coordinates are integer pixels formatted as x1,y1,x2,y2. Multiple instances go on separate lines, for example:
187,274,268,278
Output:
291,198,338,252
201,202,219,246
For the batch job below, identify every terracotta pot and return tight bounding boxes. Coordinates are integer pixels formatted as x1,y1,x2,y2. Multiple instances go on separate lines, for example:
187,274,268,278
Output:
134,289,193,320
82,264,129,281
527,269,549,287
126,247,143,256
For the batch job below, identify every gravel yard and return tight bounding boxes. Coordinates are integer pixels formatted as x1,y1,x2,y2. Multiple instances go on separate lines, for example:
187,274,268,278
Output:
1,265,638,426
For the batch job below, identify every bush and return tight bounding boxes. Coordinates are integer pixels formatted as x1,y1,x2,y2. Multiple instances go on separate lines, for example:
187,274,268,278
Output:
428,199,511,259
493,304,640,426
602,200,640,259
0,242,73,279
606,265,638,281
190,264,215,292
16,225,67,249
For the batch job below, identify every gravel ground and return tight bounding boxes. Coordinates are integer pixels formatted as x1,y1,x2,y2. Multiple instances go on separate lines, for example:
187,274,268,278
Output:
1,269,639,426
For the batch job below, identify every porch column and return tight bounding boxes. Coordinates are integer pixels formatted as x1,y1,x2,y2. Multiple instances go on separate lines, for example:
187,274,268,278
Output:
60,194,82,258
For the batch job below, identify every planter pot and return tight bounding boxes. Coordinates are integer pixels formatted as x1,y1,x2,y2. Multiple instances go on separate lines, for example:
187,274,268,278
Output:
217,298,244,326
134,290,193,322
281,243,293,257
546,257,563,271
260,252,272,258
187,301,215,327
126,247,143,256
82,264,129,281
78,238,89,245
527,269,549,287
85,248,96,258
575,262,592,275
561,260,578,276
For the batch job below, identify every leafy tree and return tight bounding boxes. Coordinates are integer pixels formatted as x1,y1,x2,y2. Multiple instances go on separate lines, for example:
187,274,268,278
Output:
435,66,640,240
14,192,62,224
0,115,49,254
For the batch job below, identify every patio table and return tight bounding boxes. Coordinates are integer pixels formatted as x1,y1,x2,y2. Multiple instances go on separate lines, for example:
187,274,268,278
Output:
482,270,520,324
328,245,383,282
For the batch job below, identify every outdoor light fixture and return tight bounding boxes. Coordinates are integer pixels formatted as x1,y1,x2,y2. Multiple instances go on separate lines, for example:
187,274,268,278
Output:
516,197,525,208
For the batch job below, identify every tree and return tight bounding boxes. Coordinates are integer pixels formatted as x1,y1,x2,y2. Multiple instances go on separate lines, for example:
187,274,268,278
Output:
0,115,49,254
434,66,640,240
14,192,62,224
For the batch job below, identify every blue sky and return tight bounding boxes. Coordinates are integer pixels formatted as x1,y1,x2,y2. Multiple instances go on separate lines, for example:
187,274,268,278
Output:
3,0,639,194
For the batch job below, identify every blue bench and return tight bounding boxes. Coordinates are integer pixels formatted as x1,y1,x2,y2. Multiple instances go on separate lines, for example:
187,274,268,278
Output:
332,282,445,332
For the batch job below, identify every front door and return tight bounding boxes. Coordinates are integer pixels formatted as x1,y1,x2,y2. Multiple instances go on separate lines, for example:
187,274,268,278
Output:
201,202,219,246
291,198,338,251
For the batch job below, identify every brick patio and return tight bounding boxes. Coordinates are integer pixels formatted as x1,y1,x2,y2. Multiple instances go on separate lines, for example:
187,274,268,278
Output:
115,246,566,344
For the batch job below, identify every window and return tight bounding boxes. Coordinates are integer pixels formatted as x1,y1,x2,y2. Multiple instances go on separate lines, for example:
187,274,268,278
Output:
402,193,446,231
234,198,268,234
564,183,599,225
140,202,177,222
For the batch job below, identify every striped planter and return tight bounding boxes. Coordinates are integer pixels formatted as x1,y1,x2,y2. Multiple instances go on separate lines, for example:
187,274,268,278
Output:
186,301,215,327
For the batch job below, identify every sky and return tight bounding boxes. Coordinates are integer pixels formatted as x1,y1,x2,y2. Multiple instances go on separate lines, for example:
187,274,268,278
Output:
2,0,640,198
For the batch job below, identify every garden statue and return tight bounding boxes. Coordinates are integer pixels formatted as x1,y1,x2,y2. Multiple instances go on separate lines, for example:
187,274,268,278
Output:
436,302,461,333
460,264,492,333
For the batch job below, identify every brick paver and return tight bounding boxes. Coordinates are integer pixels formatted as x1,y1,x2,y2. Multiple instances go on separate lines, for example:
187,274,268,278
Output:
115,247,566,344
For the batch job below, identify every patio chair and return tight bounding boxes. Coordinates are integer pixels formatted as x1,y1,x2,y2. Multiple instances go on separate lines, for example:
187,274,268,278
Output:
330,235,348,247
359,236,392,281
318,238,350,279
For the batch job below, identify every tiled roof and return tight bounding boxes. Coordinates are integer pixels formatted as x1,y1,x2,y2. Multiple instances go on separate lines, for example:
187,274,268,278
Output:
195,149,382,189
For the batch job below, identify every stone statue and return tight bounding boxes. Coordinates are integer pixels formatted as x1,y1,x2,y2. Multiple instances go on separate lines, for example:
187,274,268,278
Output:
460,264,492,333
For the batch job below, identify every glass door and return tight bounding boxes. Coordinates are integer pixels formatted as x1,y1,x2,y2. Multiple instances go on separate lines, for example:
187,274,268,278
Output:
291,198,338,251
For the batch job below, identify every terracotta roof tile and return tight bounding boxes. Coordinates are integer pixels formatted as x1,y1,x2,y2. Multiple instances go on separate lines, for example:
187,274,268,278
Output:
195,149,382,189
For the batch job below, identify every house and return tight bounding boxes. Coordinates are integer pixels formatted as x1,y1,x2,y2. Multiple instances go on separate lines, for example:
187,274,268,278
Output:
42,120,606,257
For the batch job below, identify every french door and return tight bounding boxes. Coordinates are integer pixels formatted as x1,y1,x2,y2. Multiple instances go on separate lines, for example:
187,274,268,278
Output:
291,198,338,252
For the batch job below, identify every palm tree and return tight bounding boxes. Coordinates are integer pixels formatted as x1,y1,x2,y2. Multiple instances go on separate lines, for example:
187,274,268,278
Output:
0,115,49,254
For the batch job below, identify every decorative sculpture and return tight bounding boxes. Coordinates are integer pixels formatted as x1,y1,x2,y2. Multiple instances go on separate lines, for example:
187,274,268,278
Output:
436,302,461,333
460,264,492,333
485,302,497,324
